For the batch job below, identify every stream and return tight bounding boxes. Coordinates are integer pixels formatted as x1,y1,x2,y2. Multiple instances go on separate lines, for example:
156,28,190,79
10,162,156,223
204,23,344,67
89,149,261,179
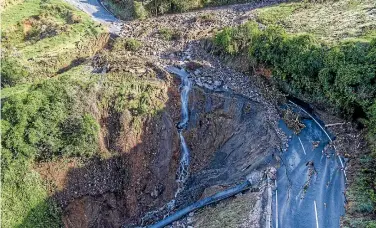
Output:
168,66,192,197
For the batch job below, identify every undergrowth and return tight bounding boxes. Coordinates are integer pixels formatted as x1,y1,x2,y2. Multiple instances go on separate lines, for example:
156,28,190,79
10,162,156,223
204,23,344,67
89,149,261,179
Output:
1,73,100,227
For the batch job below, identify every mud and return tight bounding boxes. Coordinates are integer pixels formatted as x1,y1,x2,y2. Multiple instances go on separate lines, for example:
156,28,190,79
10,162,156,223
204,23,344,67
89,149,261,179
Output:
49,74,181,227
176,87,280,208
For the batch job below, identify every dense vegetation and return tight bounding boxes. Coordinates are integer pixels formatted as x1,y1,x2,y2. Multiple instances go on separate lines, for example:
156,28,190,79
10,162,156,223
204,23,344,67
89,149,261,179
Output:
0,0,107,226
1,75,99,227
214,21,376,227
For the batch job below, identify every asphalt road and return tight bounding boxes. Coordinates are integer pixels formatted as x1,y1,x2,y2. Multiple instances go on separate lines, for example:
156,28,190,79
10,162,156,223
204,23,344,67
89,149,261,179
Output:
63,0,121,33
274,109,346,228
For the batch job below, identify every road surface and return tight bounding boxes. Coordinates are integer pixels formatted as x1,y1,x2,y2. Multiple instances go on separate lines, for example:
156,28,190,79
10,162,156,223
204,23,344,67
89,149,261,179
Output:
274,108,346,228
63,0,121,33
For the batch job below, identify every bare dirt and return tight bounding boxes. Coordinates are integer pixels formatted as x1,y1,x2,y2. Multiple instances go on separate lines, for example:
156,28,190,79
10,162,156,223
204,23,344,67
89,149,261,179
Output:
53,84,183,227
34,0,304,227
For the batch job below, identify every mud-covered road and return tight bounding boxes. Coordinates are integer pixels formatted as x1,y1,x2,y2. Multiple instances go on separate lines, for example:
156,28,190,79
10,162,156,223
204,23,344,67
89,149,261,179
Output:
274,103,346,228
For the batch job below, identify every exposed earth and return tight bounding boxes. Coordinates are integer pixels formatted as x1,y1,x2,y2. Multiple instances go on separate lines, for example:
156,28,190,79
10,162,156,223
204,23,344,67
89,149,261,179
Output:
37,0,354,227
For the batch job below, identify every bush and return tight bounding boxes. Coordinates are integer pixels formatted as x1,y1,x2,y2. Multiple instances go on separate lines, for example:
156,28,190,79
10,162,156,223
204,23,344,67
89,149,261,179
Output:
214,22,376,220
1,76,99,227
214,22,376,121
133,1,148,19
1,57,28,87
1,78,99,162
113,38,142,51
124,38,142,51
159,27,181,40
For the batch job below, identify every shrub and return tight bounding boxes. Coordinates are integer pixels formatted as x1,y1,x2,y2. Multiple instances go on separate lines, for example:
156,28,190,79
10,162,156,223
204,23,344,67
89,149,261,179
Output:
214,22,376,121
124,38,142,51
1,57,28,87
133,1,148,19
214,22,376,220
159,27,180,40
1,78,99,161
66,11,82,24
113,38,142,51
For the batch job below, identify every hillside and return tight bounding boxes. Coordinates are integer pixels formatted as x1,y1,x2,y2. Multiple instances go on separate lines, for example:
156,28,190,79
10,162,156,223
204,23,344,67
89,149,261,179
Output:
1,0,375,227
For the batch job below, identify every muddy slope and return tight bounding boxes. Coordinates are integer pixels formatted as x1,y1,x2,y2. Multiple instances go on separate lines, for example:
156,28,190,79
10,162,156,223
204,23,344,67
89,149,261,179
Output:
50,72,281,227
51,74,182,227
178,87,280,205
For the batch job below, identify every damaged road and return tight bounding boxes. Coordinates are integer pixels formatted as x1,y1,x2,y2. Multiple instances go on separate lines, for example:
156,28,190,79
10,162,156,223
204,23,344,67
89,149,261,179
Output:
274,103,346,228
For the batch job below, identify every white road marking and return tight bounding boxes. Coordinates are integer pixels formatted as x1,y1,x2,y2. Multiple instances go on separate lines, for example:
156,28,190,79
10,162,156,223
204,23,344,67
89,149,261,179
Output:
333,145,348,181
298,137,307,155
275,189,278,228
266,178,272,228
314,200,319,228
289,101,348,182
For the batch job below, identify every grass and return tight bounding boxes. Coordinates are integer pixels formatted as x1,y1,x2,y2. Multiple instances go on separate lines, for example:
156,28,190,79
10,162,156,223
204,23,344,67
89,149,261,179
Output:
254,3,302,25
1,65,99,227
1,0,41,28
194,192,259,227
254,0,376,43
1,159,62,228
1,0,107,86
1,83,31,99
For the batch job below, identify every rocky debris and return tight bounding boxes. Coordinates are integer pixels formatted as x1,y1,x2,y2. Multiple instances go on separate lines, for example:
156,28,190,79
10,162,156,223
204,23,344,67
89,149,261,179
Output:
282,108,306,134
57,0,288,227
266,167,277,180
300,160,318,199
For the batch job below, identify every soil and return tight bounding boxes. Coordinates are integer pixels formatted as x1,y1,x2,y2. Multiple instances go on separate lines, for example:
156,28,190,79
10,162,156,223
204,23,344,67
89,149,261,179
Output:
35,0,362,227
176,87,280,208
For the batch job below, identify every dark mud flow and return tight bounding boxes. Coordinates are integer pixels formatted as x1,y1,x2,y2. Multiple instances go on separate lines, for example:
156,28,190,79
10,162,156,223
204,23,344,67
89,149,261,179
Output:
176,86,280,207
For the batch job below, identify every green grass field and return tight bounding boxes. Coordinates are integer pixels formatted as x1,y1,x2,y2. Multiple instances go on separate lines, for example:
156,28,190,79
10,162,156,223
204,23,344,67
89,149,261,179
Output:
1,0,106,87
254,0,376,43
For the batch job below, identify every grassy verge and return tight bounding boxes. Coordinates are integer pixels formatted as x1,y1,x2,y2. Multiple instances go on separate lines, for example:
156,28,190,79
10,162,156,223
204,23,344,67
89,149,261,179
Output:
213,0,376,226
1,0,107,87
1,69,100,227
1,0,109,225
254,0,376,43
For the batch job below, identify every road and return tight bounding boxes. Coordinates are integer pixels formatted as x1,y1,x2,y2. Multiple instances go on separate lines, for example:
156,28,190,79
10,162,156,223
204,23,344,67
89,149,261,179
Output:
273,104,346,228
63,0,121,33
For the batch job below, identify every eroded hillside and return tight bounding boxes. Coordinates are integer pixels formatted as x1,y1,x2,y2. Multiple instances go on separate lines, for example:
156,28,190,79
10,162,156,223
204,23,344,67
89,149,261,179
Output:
1,0,375,227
